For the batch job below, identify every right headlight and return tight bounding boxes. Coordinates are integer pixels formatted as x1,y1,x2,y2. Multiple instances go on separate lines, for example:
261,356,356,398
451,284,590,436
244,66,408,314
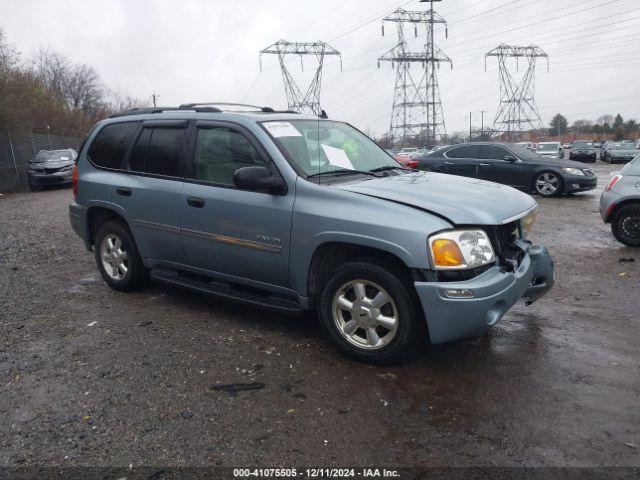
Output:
428,229,495,270
562,167,585,176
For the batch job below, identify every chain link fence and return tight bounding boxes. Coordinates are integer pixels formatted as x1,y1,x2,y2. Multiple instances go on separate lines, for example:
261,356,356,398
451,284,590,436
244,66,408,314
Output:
0,131,81,192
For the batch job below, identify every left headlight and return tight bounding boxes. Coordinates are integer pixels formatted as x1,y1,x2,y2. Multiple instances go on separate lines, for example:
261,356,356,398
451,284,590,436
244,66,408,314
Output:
562,167,585,176
428,229,495,270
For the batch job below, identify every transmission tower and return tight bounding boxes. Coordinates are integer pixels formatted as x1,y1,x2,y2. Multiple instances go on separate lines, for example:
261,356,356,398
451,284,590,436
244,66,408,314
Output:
260,40,341,116
378,1,451,146
485,44,549,141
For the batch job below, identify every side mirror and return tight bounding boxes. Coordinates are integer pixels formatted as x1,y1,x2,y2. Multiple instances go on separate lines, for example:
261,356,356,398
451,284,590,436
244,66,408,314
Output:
233,166,285,194
503,155,517,163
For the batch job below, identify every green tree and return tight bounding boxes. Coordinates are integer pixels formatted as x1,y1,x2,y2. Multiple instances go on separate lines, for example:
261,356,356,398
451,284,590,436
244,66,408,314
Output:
613,114,624,131
624,119,638,139
549,113,568,136
613,128,625,141
602,123,612,134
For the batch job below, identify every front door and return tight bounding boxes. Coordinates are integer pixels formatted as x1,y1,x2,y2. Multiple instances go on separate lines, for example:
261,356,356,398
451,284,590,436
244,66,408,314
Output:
475,145,529,188
180,122,294,288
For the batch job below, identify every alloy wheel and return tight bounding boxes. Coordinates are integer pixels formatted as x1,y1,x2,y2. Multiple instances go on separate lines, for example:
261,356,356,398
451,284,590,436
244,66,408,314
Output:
332,279,399,350
535,172,559,196
100,233,128,281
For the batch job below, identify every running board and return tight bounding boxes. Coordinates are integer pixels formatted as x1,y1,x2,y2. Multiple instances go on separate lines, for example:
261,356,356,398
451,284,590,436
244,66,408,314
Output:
150,268,303,313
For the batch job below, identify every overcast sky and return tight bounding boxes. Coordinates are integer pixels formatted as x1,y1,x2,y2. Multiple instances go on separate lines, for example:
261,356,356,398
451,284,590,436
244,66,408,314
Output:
3,0,639,137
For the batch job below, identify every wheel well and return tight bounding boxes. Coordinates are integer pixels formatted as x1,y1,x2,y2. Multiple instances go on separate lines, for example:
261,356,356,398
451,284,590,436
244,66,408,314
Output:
87,207,127,246
307,242,418,307
608,199,640,222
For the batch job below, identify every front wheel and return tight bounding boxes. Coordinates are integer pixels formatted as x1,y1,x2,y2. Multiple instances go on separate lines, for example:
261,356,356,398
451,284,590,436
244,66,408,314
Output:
318,261,424,364
611,204,640,247
534,171,562,197
94,220,149,291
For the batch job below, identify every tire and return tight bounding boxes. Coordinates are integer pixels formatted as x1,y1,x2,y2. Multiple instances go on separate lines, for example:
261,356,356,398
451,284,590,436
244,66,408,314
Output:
94,220,149,291
611,204,640,247
533,171,563,197
317,260,424,365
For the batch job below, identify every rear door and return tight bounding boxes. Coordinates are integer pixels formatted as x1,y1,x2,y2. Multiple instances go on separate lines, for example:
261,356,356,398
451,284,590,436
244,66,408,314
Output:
180,121,294,288
442,145,481,178
475,145,530,188
112,120,188,264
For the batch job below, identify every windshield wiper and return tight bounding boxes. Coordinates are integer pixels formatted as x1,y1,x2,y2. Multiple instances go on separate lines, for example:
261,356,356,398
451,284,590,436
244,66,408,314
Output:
369,165,410,173
307,169,381,178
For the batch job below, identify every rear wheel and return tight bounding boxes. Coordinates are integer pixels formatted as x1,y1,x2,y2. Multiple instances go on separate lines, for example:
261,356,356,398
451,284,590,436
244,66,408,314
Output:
611,204,640,247
94,220,148,291
318,261,424,364
534,171,562,197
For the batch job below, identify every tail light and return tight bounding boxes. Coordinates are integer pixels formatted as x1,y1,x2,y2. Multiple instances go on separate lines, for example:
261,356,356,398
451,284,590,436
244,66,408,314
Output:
394,156,419,169
605,174,622,192
72,165,78,197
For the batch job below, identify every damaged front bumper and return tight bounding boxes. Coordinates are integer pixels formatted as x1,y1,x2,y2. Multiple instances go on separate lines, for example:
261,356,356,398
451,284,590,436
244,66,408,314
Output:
414,244,554,344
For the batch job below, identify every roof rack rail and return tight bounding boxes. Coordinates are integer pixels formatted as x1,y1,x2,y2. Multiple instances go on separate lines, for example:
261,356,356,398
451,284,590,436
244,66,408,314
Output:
178,102,298,114
109,103,300,118
109,105,223,118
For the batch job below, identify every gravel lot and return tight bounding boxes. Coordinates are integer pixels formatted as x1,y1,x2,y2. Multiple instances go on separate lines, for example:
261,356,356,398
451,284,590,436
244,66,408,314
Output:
1,162,638,471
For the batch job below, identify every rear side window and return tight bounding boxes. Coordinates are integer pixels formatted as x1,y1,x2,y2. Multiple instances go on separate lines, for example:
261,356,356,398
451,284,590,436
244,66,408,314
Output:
87,122,139,169
193,127,266,185
129,127,184,177
446,145,478,159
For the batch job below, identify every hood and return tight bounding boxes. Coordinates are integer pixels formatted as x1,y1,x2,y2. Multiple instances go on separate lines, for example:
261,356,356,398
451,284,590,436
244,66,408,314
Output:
30,159,74,168
609,149,637,155
333,171,536,226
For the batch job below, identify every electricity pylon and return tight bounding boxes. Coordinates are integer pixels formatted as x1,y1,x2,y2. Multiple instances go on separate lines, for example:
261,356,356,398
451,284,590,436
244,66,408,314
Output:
260,40,341,116
485,44,549,141
378,0,451,146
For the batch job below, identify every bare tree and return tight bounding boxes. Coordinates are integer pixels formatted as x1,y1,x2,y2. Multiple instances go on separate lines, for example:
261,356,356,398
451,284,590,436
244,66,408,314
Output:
0,28,19,72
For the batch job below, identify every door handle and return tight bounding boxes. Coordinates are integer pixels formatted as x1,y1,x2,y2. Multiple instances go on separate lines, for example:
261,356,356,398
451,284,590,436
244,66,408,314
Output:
116,187,132,197
443,161,454,165
479,163,491,166
187,197,205,208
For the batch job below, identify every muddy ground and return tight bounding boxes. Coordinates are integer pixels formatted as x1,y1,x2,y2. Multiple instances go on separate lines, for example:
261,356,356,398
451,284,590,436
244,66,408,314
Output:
0,163,638,472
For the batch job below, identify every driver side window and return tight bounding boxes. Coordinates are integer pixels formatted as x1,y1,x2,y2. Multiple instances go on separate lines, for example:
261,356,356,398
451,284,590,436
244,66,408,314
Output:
193,127,266,186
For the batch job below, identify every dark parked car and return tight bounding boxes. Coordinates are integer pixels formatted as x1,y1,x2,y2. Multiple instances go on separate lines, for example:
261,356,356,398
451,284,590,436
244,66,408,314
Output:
600,154,640,246
27,149,77,190
568,141,596,162
602,143,638,164
414,142,597,197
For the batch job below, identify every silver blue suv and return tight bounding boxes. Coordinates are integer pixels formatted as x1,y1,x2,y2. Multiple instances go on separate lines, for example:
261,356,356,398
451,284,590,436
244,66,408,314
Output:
69,103,554,364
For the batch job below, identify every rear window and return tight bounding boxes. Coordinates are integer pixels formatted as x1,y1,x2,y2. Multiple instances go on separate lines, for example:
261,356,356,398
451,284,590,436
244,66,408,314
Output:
87,122,140,169
621,155,640,175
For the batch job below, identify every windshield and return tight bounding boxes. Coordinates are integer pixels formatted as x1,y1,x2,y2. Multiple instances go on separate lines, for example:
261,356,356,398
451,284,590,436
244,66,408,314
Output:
262,120,399,176
573,141,593,149
537,143,559,152
34,150,72,162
